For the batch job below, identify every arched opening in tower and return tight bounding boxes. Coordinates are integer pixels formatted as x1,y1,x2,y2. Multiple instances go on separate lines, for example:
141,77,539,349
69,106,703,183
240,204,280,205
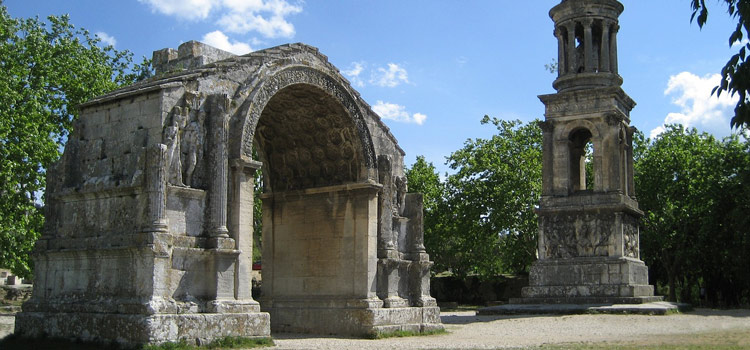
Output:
569,128,593,193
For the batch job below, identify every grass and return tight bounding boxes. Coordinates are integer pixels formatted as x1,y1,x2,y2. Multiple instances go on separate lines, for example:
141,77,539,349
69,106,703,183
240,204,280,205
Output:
142,336,273,350
523,329,750,350
0,334,274,350
536,344,748,350
372,328,448,339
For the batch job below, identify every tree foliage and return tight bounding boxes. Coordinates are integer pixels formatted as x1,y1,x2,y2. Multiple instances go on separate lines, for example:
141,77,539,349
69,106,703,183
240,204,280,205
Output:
636,124,750,306
406,118,542,278
691,0,750,129
0,5,143,277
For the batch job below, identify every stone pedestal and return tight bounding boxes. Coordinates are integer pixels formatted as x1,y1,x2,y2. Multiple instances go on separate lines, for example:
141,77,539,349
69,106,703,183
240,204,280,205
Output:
517,257,660,304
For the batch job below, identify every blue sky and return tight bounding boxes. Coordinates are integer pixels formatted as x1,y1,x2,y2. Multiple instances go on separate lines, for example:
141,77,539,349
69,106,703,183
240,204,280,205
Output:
5,0,743,173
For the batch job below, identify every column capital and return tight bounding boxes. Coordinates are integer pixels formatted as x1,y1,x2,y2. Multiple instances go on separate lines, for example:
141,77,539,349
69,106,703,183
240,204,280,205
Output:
561,20,577,32
554,27,564,39
230,157,262,172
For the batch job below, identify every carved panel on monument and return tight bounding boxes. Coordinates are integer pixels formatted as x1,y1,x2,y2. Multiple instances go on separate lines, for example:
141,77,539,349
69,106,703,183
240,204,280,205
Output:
622,214,639,258
163,91,207,189
541,215,577,259
542,213,614,259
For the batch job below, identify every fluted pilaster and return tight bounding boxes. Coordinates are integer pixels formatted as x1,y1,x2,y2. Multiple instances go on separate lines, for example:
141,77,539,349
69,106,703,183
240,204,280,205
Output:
145,143,168,232
208,95,230,238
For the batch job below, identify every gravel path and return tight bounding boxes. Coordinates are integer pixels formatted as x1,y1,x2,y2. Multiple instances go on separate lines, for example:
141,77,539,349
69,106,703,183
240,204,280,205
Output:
272,309,750,349
1,309,749,349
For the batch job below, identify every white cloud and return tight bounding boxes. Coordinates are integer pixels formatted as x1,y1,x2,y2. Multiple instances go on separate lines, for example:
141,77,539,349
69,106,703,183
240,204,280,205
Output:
202,30,252,54
138,0,301,38
342,62,365,87
372,101,427,125
218,0,301,38
651,72,736,139
138,0,216,21
95,32,117,47
370,63,409,88
412,113,427,125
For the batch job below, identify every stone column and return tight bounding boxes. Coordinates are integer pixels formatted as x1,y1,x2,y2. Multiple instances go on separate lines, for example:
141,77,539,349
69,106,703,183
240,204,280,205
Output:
566,22,577,74
613,212,625,257
409,260,437,307
377,155,397,258
145,143,169,233
229,157,262,302
405,194,427,258
601,21,611,73
555,27,566,76
583,19,594,72
626,126,636,198
611,24,619,74
208,95,230,238
539,121,555,196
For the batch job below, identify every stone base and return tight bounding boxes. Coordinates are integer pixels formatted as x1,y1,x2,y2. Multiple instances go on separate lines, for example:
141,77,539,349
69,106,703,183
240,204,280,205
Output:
14,311,270,346
511,295,663,305
522,257,658,300
477,301,687,316
263,299,442,337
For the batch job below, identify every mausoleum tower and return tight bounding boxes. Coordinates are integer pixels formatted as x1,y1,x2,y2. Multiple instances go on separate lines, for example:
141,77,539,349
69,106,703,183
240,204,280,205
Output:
524,0,662,304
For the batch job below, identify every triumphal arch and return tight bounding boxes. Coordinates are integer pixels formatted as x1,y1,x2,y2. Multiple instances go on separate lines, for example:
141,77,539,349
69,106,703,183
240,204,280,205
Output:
15,42,442,345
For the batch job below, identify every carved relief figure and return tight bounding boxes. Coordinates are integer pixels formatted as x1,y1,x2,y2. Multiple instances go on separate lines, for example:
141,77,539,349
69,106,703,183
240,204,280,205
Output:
163,106,187,186
542,215,577,259
574,214,610,257
393,175,407,216
623,216,639,258
181,110,205,187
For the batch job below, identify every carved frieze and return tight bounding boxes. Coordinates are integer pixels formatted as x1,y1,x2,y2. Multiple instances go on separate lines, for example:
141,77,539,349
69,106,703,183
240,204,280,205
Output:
541,213,614,259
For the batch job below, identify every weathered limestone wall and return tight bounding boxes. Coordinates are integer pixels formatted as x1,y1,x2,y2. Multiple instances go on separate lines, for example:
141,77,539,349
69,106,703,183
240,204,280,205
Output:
261,184,379,299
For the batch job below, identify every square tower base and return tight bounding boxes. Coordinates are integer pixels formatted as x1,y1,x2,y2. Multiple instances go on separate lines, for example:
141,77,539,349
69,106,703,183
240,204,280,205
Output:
512,257,662,305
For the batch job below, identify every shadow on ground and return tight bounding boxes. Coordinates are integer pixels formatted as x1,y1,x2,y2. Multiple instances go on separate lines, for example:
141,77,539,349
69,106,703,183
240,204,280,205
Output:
440,311,549,325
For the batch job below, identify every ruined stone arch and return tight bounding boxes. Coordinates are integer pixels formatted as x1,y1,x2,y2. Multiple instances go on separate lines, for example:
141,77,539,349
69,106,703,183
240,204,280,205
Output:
15,42,441,345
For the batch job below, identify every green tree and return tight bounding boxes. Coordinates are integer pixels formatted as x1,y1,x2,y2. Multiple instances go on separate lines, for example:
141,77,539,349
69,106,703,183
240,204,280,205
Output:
407,117,542,278
0,5,141,277
691,0,750,129
636,124,750,305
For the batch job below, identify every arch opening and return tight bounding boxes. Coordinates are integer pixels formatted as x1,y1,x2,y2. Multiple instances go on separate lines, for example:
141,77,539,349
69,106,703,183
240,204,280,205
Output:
250,83,380,333
569,128,593,193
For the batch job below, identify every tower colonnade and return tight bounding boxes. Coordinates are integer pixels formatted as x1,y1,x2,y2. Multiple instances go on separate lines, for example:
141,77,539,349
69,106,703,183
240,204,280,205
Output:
555,18,619,76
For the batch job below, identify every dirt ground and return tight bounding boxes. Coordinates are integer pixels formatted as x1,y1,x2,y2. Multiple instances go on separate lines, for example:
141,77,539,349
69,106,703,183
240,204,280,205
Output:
1,308,749,349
